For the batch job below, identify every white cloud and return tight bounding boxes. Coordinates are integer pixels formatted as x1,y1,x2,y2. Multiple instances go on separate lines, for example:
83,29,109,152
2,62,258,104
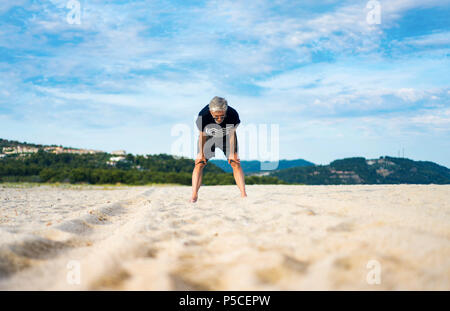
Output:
410,108,450,126
395,88,425,102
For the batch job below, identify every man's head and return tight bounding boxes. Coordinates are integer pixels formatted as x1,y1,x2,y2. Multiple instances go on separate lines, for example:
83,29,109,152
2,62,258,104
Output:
209,96,228,124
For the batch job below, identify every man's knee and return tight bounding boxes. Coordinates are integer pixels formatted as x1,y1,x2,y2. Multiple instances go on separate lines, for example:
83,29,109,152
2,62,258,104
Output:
195,160,207,169
230,161,241,169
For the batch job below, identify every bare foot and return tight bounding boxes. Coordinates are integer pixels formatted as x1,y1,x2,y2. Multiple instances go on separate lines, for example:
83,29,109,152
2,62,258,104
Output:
190,195,198,203
241,193,247,198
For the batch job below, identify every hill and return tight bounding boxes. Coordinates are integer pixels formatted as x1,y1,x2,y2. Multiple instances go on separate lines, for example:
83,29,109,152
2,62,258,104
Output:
0,138,284,185
4,138,447,185
269,156,450,185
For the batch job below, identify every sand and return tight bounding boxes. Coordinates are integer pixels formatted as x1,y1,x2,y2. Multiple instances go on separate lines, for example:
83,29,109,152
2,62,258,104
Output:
0,183,449,290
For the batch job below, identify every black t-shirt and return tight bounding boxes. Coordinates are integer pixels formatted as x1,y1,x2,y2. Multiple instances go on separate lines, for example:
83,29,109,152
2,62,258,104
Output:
195,104,240,138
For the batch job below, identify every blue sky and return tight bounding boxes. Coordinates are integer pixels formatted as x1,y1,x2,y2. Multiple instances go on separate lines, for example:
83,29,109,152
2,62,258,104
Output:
0,0,449,167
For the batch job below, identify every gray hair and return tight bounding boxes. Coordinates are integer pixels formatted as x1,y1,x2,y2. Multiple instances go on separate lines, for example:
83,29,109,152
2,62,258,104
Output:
209,96,228,112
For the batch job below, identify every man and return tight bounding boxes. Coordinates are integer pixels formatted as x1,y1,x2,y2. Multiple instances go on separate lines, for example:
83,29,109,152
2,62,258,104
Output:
190,96,247,203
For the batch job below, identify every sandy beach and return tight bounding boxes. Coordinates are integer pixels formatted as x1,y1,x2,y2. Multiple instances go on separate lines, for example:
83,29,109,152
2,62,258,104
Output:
0,183,449,290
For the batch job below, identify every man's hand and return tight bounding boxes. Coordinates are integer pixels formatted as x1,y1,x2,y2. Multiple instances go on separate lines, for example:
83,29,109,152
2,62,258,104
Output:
228,153,240,165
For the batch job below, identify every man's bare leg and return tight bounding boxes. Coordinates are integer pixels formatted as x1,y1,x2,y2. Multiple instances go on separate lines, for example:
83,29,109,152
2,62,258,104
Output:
231,163,247,197
191,163,205,203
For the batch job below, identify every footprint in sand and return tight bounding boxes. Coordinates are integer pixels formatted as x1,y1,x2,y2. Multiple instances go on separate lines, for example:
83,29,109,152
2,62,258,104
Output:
90,268,131,290
0,250,32,278
56,219,94,235
8,238,69,260
255,255,310,286
169,273,211,291
283,255,310,273
327,222,355,233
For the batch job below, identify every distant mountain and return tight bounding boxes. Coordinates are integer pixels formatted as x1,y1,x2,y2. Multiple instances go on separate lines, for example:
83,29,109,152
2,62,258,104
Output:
209,159,315,174
270,156,450,185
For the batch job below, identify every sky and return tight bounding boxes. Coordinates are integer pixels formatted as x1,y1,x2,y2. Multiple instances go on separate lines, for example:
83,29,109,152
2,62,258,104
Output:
0,0,449,167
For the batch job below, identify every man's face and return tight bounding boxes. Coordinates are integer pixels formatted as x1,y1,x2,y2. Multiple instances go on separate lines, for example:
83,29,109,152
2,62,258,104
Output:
210,109,226,124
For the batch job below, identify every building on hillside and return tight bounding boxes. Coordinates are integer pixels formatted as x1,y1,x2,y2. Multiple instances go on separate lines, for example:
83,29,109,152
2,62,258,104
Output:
107,156,126,166
44,146,64,154
2,147,15,154
2,146,38,154
87,149,103,154
21,146,39,153
42,146,103,154
111,150,127,156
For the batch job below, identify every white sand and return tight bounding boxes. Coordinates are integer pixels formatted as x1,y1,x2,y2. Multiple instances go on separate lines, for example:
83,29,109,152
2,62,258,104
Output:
0,184,449,290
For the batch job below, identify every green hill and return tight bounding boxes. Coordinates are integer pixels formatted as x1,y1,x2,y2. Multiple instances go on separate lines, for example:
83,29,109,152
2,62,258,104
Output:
270,156,450,185
3,138,447,185
0,138,284,185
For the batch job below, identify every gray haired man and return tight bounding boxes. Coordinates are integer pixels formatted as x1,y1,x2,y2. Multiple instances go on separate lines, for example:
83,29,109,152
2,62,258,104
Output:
190,96,247,203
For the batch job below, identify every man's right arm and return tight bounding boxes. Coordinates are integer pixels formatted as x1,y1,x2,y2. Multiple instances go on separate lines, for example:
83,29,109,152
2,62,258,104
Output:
195,114,207,163
198,131,207,156
195,131,207,164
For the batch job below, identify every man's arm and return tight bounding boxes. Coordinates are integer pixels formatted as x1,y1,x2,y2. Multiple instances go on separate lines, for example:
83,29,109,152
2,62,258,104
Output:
198,131,207,154
228,127,240,163
196,131,207,163
229,128,236,155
